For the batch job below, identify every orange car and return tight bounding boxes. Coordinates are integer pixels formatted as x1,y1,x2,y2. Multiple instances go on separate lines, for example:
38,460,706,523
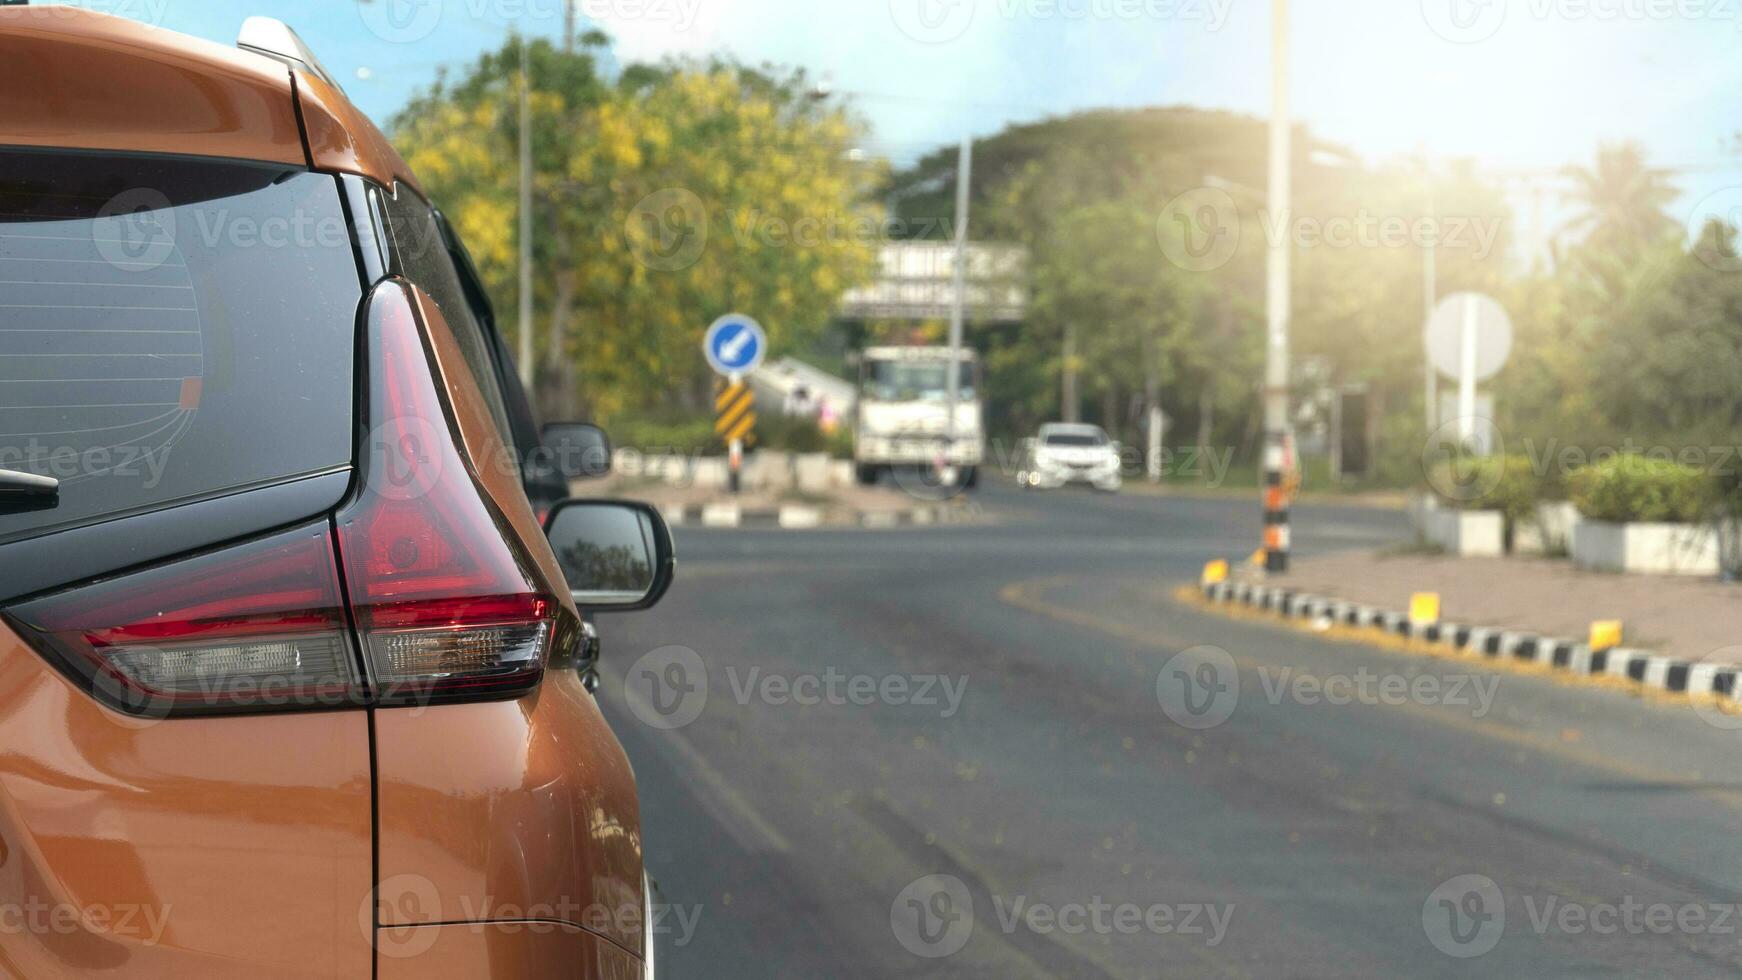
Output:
0,8,671,977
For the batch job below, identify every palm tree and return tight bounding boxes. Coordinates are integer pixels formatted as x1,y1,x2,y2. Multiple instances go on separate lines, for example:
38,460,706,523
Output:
1560,142,1679,257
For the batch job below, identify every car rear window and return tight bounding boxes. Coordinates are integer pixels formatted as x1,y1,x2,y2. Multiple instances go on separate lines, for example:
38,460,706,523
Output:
0,151,361,544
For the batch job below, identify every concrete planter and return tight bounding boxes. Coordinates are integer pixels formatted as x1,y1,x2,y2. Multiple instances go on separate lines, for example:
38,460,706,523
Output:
747,451,793,492
690,457,729,490
1406,492,1440,538
1515,500,1580,555
827,460,856,489
794,453,833,494
1571,520,1720,576
1424,509,1505,557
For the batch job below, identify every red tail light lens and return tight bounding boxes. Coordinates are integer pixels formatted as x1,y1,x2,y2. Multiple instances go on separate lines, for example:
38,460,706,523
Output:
5,524,362,716
334,280,556,705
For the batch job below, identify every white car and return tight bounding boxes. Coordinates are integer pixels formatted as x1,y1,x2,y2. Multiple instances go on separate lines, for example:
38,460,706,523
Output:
1020,423,1123,492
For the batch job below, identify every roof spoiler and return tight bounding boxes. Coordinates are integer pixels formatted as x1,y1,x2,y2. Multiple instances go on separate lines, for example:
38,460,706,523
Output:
237,16,344,93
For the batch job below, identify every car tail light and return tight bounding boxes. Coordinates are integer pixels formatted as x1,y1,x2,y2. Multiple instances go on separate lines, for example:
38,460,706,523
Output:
334,280,557,705
4,279,560,717
6,524,363,716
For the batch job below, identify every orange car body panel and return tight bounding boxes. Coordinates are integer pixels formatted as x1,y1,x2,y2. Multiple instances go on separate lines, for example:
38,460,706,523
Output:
376,921,642,980
297,69,422,196
0,621,375,978
0,7,423,194
370,288,646,961
0,6,304,166
0,9,646,978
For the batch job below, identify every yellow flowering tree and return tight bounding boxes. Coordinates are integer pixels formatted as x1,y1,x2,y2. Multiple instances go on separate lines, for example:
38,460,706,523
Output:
394,38,881,422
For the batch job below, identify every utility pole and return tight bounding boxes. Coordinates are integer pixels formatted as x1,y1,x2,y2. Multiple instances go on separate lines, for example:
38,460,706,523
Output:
1421,148,1437,436
944,136,972,481
1061,325,1079,422
563,0,575,50
516,32,534,388
1261,0,1292,574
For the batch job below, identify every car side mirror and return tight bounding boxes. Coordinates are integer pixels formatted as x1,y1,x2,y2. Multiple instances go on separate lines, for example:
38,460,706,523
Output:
543,499,674,611
541,422,612,480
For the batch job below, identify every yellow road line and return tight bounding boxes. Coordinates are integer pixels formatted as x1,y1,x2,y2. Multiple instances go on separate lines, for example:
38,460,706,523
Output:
996,577,1742,810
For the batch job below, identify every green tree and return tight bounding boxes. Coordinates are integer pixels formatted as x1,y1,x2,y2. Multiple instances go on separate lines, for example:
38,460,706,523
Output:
393,40,881,422
1558,142,1679,297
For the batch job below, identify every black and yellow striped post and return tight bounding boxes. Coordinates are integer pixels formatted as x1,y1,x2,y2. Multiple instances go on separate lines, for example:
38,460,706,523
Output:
715,375,756,494
1262,433,1296,572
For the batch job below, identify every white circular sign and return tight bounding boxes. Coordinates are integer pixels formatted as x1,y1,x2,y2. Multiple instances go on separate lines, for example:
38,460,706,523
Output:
1427,293,1512,382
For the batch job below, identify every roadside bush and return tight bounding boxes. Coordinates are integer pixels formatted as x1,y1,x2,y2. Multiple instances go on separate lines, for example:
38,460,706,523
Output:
1430,454,1538,524
608,415,718,454
607,412,852,458
755,414,852,457
1429,454,1539,552
1568,454,1715,523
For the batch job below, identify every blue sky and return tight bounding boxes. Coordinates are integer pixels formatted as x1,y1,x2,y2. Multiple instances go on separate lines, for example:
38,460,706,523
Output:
81,0,1742,251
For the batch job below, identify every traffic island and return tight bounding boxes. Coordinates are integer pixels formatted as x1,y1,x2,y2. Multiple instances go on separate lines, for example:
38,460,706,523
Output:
571,470,983,530
1259,550,1742,663
1179,551,1742,716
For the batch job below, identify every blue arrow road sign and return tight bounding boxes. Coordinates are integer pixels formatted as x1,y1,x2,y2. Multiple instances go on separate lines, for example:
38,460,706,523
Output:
704,314,766,376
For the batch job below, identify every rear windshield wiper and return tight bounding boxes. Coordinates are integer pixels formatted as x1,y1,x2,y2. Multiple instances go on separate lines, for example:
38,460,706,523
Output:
0,469,59,498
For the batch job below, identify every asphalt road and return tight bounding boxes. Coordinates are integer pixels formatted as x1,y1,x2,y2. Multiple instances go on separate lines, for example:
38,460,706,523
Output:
596,480,1742,978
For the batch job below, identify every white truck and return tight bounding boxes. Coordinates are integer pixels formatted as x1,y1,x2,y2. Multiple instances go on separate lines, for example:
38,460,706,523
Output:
853,346,984,488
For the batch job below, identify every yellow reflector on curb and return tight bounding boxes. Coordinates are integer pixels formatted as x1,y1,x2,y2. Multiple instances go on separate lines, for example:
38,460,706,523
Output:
1590,620,1623,652
1409,592,1441,626
1203,560,1229,585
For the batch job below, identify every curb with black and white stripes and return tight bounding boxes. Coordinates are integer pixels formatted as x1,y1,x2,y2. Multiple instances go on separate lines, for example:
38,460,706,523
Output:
1199,580,1742,706
662,501,982,530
